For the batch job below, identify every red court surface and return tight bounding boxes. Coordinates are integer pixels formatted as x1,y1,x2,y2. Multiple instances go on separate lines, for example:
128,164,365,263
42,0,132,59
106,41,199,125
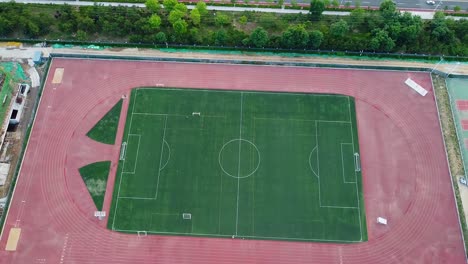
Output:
462,120,468,131
0,58,465,264
457,100,468,111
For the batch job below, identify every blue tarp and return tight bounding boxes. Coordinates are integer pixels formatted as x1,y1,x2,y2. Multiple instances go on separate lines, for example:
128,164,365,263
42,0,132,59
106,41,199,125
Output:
32,51,42,63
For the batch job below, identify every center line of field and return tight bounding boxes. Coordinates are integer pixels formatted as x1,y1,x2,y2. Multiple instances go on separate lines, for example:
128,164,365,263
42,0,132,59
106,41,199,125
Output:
235,92,244,236
154,115,168,200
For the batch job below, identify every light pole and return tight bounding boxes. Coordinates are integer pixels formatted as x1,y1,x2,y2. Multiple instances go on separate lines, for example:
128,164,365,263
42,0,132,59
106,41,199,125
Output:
434,0,443,11
431,57,444,73
447,62,461,77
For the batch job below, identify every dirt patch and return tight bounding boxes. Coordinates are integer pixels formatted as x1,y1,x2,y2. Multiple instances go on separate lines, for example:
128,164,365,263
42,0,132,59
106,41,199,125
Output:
85,178,106,196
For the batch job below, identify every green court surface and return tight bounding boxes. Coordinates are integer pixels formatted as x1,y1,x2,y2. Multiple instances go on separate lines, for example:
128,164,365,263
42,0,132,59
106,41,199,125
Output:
447,78,468,176
107,88,367,242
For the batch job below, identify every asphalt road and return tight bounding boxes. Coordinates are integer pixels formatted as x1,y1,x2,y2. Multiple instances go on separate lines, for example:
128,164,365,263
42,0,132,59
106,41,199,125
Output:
1,0,467,14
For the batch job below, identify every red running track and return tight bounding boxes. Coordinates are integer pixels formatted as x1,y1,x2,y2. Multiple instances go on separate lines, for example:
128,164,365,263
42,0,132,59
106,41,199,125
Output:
0,58,465,264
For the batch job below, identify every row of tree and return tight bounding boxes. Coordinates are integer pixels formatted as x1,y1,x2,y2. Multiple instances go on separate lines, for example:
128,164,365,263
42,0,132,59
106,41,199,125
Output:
0,1,466,56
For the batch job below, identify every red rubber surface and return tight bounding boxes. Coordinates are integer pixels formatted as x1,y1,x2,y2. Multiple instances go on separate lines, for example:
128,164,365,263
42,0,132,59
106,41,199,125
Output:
0,58,465,264
457,100,468,111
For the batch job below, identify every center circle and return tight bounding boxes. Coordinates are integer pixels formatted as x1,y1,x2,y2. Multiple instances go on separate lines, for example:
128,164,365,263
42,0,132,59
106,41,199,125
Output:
218,139,261,179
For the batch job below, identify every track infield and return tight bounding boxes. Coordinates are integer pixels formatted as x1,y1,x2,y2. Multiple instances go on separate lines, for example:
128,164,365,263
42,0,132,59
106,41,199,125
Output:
109,88,366,242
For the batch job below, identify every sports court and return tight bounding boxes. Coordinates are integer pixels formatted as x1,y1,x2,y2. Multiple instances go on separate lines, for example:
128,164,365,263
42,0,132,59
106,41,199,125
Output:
109,88,366,242
447,78,468,168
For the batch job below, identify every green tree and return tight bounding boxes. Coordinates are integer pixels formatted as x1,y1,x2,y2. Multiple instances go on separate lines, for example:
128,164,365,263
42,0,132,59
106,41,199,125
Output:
397,12,422,44
173,19,188,35
379,0,399,21
190,27,203,43
454,6,461,12
239,15,248,25
148,14,162,30
190,8,201,26
332,0,339,7
349,8,366,29
163,0,178,12
77,16,95,32
214,29,227,45
24,21,40,37
174,3,188,12
76,29,88,41
249,27,269,47
309,30,323,48
196,1,208,16
169,9,185,24
145,0,160,13
430,12,453,42
281,24,309,49
215,14,231,26
369,29,395,51
309,0,325,21
330,19,349,37
154,31,167,43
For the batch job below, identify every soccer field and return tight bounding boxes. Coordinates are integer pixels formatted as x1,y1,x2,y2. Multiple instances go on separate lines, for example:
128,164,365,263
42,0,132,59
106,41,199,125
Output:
107,87,367,242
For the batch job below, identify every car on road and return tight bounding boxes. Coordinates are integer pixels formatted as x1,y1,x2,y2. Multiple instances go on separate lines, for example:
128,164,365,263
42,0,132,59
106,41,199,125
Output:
426,0,435,5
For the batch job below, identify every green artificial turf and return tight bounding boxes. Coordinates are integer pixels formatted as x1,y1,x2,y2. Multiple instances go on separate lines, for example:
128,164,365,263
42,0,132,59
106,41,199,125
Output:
86,99,123,145
79,161,111,211
107,88,367,242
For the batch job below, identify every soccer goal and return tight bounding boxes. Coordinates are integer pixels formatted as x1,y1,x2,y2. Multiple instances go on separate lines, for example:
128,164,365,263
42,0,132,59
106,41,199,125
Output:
120,142,127,161
192,112,201,116
137,231,147,237
182,213,192,220
354,153,361,172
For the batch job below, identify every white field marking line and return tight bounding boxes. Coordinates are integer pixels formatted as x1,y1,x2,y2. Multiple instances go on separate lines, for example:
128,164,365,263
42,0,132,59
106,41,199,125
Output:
133,112,226,119
341,143,356,184
118,196,155,200
348,96,363,242
253,116,350,124
113,228,234,237
159,140,171,171
112,89,138,230
112,227,360,242
235,92,243,237
154,115,168,200
121,134,141,174
252,118,256,236
138,86,349,98
218,116,228,235
316,121,322,207
218,139,260,179
317,121,359,210
309,146,319,179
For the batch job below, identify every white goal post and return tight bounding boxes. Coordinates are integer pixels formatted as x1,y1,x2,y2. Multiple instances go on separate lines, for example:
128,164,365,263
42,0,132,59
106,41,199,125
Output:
354,153,361,172
192,112,201,116
120,142,127,161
